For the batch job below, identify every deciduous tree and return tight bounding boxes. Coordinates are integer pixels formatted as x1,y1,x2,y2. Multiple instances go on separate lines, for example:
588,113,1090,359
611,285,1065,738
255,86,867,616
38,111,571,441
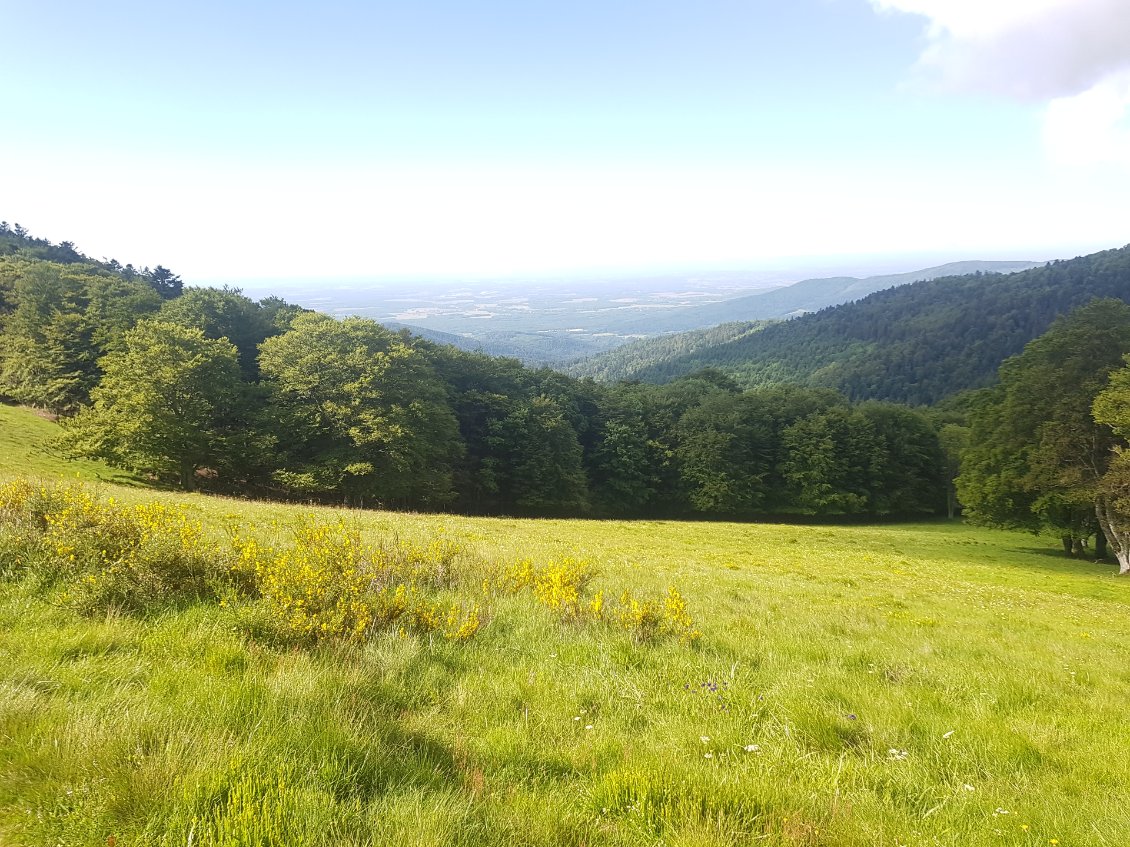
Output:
59,320,250,489
258,313,462,507
958,299,1130,557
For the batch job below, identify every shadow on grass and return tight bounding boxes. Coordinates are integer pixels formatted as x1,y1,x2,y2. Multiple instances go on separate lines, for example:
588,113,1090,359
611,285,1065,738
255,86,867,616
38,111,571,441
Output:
1006,545,1118,573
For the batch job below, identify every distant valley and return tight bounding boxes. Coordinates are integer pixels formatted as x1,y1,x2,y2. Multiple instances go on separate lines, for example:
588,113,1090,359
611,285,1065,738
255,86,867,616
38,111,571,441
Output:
244,270,784,364
245,260,1039,364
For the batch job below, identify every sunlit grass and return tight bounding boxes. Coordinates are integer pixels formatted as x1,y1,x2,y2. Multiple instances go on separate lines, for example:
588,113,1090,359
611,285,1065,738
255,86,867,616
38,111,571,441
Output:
1,411,1129,844
0,404,141,485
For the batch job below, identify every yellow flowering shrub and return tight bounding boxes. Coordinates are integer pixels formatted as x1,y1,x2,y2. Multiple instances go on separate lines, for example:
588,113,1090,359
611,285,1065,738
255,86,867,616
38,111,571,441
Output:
0,479,695,647
611,586,701,643
0,480,244,611
0,478,37,512
500,553,699,642
240,519,480,643
503,556,594,619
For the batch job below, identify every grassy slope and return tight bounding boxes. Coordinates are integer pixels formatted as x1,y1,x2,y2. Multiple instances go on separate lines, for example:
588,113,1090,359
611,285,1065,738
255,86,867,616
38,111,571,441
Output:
0,404,140,484
1,416,1129,845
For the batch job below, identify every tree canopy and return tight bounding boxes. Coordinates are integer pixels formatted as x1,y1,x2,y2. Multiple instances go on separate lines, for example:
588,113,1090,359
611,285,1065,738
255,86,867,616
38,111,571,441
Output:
59,320,251,489
258,313,463,507
958,299,1130,562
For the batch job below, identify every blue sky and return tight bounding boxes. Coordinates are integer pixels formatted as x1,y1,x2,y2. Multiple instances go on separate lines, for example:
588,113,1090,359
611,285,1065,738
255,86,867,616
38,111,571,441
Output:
4,0,1129,282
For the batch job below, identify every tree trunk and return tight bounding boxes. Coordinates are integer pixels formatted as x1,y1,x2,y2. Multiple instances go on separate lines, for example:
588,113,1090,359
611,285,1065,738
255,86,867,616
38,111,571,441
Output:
1095,496,1130,574
1062,535,1074,556
1095,530,1108,561
180,460,196,492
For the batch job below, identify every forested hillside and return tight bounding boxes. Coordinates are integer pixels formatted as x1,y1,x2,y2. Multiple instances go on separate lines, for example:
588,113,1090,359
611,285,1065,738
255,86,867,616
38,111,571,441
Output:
0,224,953,519
574,246,1130,404
0,220,183,297
566,321,771,381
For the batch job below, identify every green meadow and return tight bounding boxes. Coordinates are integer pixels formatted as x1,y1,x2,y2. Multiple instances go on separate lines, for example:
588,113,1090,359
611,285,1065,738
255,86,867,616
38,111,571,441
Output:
1,405,1128,846
0,405,140,485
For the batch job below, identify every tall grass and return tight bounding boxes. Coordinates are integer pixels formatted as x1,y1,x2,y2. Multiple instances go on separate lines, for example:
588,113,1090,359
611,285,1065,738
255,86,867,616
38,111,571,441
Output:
1,472,1129,843
0,404,140,485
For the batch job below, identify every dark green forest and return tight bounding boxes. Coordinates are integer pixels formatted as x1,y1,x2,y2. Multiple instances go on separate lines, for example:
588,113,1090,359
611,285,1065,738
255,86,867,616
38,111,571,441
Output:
573,245,1130,405
566,321,771,382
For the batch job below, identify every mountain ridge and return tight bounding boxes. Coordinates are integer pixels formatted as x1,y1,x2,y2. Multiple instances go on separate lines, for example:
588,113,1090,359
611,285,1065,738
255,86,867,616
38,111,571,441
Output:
608,260,1040,333
566,246,1130,405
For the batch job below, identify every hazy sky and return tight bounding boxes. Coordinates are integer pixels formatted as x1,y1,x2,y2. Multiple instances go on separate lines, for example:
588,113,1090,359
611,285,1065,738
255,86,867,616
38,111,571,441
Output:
4,0,1129,282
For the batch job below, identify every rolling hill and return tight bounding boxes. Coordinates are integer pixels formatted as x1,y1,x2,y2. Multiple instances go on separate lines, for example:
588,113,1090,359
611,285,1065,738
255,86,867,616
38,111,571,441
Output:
604,259,1040,334
564,321,772,382
568,245,1130,405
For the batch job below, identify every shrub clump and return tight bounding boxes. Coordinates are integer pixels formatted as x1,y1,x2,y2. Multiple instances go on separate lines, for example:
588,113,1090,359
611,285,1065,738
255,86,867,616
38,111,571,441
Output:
235,519,481,643
502,556,594,619
608,585,700,643
0,479,698,646
500,555,700,643
0,479,245,611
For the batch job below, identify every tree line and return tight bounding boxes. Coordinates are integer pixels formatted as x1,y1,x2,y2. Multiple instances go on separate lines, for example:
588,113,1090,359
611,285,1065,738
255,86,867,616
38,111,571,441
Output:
956,299,1130,572
12,223,1130,557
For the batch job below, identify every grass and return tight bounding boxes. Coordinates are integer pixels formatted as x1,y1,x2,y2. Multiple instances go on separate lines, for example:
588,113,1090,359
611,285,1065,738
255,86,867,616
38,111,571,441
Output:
0,404,141,485
1,412,1129,845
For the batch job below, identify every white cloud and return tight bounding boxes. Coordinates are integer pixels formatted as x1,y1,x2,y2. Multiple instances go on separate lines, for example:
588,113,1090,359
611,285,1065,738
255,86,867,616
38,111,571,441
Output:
870,0,1130,99
870,0,1130,167
1044,71,1130,168
872,0,1071,42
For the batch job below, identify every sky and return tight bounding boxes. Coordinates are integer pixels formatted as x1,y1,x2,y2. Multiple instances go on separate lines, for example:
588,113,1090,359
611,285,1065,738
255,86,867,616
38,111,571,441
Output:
3,0,1129,284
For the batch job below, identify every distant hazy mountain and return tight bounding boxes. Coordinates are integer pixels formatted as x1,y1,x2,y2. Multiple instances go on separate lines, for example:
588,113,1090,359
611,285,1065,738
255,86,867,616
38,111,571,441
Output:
607,260,1041,333
566,246,1130,404
276,260,1041,366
